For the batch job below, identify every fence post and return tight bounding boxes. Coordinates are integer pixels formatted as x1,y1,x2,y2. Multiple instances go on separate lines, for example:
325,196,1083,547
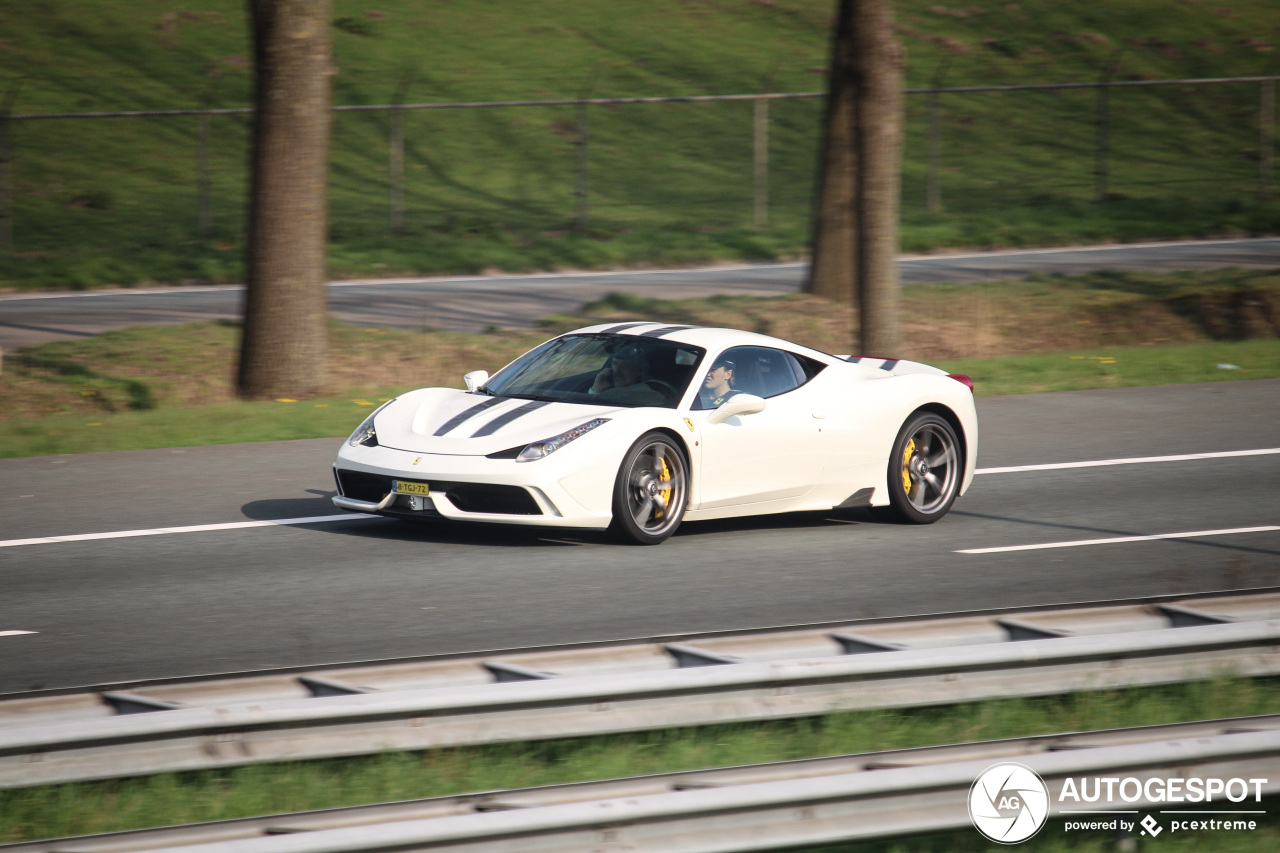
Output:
926,61,949,213
753,97,768,228
927,88,942,212
1261,78,1275,203
1094,81,1111,203
1094,54,1122,204
574,100,589,232
389,107,404,234
0,81,18,253
389,74,413,236
0,114,10,253
197,112,211,239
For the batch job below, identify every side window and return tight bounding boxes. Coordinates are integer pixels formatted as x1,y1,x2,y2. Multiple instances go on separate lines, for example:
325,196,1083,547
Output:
786,352,827,384
695,346,828,409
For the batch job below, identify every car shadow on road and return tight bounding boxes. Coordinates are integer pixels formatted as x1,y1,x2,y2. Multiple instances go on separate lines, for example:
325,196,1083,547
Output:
240,493,595,549
240,490,902,547
672,508,889,540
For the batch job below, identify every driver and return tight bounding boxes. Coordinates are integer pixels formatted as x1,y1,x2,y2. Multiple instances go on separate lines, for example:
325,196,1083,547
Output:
588,345,667,406
700,357,742,408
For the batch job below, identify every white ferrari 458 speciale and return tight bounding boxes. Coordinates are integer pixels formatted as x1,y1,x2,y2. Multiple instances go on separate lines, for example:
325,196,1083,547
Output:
333,322,978,544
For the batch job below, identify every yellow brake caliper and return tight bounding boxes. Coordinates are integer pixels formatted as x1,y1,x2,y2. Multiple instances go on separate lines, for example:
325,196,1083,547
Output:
901,439,916,493
655,456,672,519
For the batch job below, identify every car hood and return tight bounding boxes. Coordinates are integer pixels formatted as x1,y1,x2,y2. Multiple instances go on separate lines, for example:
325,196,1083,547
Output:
373,387,623,456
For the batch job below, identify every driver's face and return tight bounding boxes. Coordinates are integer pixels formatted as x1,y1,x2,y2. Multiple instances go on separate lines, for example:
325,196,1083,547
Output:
613,359,641,385
703,365,729,387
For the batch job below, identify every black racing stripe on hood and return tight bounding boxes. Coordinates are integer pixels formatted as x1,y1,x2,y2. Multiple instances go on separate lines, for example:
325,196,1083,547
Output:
598,322,655,334
433,397,508,436
471,400,550,437
637,325,696,338
879,359,901,371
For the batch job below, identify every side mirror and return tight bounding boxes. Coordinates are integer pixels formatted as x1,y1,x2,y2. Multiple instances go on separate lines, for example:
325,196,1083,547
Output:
463,370,489,392
706,393,765,425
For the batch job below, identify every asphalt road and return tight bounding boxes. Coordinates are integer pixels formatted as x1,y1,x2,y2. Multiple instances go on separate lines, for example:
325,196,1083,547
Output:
1,380,1277,694
1,237,1276,351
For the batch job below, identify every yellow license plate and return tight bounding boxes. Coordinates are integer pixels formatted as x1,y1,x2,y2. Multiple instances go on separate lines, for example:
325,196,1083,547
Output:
393,480,431,496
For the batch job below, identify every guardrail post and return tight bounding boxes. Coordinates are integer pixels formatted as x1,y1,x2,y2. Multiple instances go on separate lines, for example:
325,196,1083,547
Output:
1261,78,1275,203
753,97,768,227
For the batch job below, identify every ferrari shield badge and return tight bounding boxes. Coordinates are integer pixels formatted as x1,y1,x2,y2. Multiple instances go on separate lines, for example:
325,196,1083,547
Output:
683,418,695,432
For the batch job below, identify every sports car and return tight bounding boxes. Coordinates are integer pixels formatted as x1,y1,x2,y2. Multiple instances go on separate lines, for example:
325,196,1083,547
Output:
332,322,978,544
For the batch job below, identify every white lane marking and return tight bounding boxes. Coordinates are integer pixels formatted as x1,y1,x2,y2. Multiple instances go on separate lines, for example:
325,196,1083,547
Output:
976,447,1280,475
4,447,1276,550
957,526,1280,555
0,514,379,549
0,631,37,637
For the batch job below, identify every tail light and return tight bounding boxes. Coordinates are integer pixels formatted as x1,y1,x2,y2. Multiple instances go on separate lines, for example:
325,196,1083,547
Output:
947,374,975,392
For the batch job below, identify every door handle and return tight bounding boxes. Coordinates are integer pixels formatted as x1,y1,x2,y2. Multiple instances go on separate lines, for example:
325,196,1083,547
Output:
812,409,826,419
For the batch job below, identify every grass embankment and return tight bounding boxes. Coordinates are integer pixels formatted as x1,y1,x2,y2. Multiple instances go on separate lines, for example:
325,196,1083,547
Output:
1,679,1277,845
1,267,1277,458
1,0,1278,290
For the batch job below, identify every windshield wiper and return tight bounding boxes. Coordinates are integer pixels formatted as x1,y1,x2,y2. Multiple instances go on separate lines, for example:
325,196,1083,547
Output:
472,386,497,396
504,392,559,403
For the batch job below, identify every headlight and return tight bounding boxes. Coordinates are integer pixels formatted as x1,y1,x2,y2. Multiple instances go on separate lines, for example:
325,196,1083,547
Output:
516,418,610,462
347,400,395,447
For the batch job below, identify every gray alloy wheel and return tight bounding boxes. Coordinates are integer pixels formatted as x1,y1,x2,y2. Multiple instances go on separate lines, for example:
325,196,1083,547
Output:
881,411,962,524
610,432,688,545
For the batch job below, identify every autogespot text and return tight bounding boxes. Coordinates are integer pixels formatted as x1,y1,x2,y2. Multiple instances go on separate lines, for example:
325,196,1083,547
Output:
1058,776,1267,804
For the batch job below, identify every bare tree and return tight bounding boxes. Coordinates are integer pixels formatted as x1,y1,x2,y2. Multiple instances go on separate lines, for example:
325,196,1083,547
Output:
805,0,905,355
237,0,333,399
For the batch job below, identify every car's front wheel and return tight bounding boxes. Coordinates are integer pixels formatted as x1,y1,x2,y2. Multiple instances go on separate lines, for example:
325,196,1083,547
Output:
610,432,688,545
880,411,962,524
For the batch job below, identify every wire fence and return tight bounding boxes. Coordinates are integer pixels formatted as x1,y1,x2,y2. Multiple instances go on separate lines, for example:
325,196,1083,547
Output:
0,75,1274,254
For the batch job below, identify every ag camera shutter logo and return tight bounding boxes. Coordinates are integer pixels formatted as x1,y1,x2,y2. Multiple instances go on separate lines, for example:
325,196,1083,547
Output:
969,763,1051,844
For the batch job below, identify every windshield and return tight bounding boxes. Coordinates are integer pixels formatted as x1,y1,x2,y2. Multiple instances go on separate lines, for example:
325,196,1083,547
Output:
483,334,706,409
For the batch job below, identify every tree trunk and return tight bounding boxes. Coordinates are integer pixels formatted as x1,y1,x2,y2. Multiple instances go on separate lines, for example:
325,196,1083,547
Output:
805,0,904,355
805,0,857,304
237,0,333,399
854,0,904,355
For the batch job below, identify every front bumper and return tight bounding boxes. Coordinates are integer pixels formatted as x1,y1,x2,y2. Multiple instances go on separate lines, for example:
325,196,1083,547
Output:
332,442,617,529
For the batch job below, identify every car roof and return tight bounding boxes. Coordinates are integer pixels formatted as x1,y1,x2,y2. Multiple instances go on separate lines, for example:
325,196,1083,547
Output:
566,322,839,364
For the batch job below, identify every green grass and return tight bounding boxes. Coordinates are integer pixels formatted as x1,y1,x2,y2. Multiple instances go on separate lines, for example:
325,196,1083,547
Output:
1,1,1278,290
937,339,1280,396
2,678,1276,845
2,337,1277,459
2,263,1278,458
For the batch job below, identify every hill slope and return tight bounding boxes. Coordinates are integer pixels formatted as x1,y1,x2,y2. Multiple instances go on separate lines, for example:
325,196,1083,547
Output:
1,0,1277,289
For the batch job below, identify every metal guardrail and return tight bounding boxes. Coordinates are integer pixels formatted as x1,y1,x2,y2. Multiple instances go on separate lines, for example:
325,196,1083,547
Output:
1,591,1278,789
5,718,1278,852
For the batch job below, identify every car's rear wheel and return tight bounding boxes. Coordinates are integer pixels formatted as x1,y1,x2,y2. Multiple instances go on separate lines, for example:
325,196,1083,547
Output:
610,432,688,545
880,411,961,524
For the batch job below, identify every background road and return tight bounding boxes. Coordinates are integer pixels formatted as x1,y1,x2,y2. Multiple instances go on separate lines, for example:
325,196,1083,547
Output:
1,379,1277,694
1,237,1276,351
